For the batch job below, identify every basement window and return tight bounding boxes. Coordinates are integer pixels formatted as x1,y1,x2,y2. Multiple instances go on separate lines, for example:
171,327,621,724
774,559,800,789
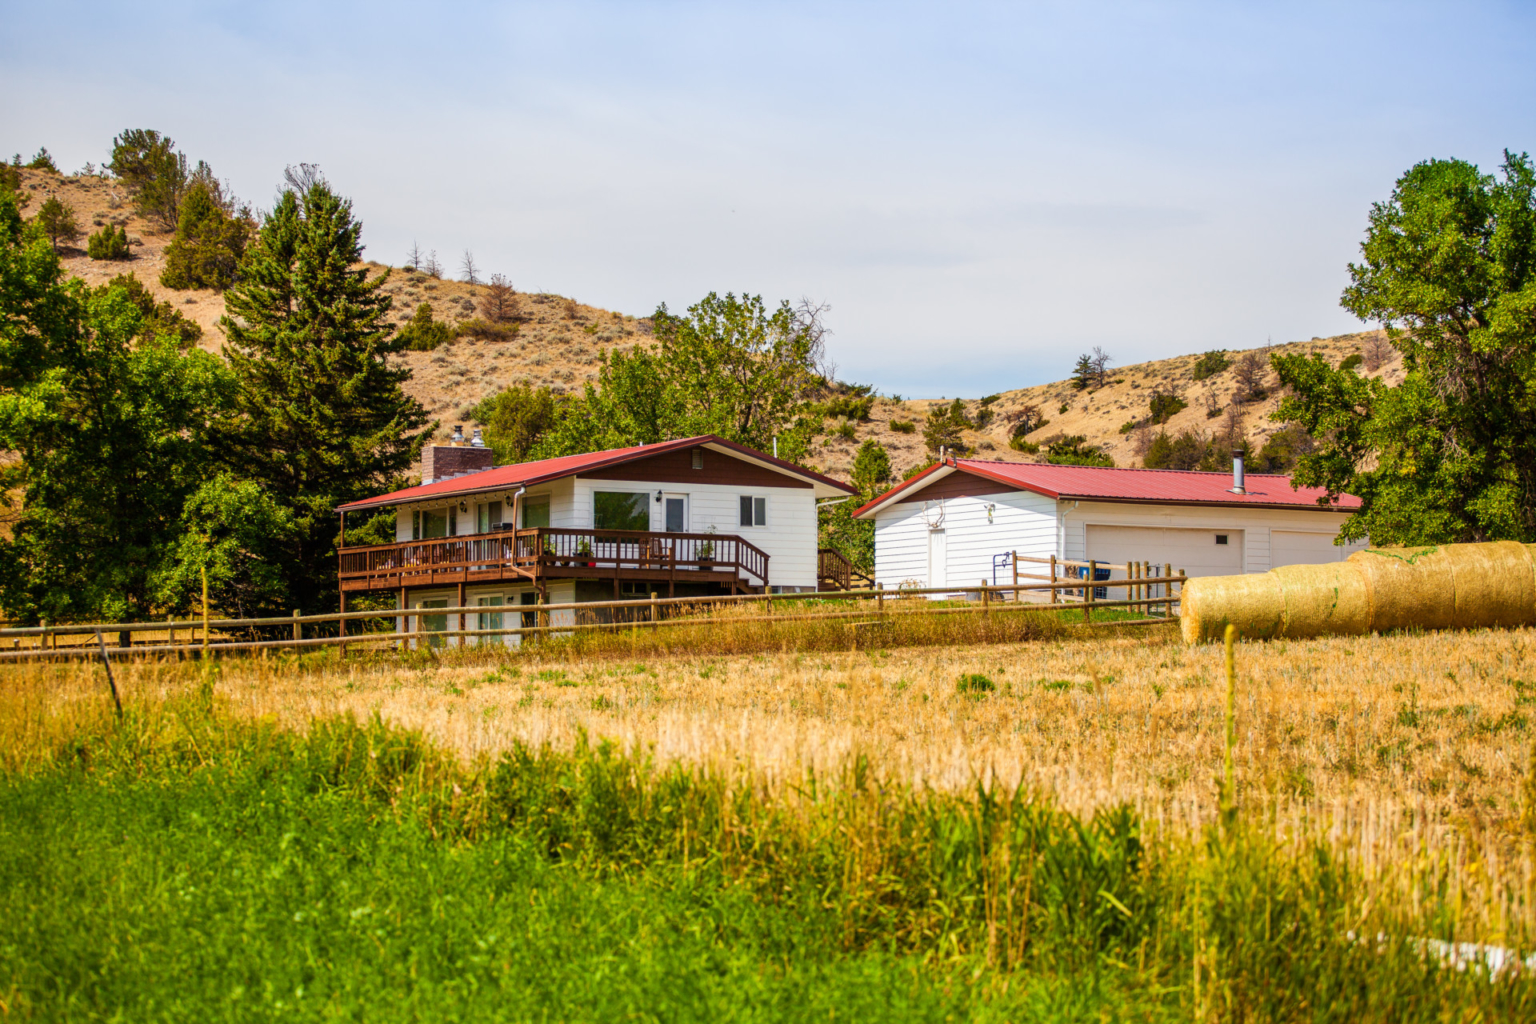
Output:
1215,534,1229,545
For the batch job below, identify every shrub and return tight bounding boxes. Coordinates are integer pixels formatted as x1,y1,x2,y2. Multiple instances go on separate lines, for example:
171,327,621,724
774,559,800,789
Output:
1043,434,1113,467
1058,402,1070,414
825,394,874,420
834,419,857,441
979,394,1001,405
956,672,996,696
922,399,971,455
889,419,915,434
1007,404,1047,438
398,303,455,351
1147,390,1187,425
1191,350,1230,381
456,318,518,341
86,223,131,260
1206,404,1223,419
563,298,579,319
1339,352,1363,372
1009,436,1040,454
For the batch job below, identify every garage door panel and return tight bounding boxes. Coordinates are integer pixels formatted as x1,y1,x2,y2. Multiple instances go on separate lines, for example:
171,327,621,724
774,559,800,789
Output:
1272,530,1365,568
1087,525,1244,578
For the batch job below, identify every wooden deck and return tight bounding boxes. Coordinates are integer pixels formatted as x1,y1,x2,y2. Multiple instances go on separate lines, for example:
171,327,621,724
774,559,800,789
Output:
338,527,770,597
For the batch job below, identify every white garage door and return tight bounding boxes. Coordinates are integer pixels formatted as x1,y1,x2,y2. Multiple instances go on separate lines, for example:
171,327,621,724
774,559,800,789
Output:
1272,530,1364,568
1086,525,1244,578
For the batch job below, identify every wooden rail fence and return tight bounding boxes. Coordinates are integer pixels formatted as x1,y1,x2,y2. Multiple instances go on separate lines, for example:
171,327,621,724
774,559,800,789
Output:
0,567,1185,661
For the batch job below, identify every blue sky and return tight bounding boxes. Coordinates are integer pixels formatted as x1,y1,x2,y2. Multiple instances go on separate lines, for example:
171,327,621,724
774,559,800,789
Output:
3,1,1533,396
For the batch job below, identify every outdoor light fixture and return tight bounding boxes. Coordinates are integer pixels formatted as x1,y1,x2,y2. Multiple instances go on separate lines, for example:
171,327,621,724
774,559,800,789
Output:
655,490,663,502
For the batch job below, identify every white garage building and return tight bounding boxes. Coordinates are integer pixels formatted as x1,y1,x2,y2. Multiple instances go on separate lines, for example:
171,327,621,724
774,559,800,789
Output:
852,457,1364,593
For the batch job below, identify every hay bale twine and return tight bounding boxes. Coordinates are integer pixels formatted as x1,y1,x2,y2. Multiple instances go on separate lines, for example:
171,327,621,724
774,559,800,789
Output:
1180,572,1287,644
1272,561,1370,638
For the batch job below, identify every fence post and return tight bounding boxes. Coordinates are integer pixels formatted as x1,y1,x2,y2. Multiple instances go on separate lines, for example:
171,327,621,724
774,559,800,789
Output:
1011,550,1018,602
201,564,209,657
877,581,884,616
1126,561,1134,613
1164,563,1171,618
293,609,301,643
650,591,658,631
166,616,174,649
40,619,47,653
1049,555,1058,605
1085,560,1096,623
1177,569,1186,616
980,579,989,618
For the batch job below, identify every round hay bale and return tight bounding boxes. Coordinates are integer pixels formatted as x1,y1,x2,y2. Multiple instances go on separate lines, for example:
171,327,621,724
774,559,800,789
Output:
1180,572,1287,644
1273,561,1370,638
1443,541,1536,629
1348,546,1456,633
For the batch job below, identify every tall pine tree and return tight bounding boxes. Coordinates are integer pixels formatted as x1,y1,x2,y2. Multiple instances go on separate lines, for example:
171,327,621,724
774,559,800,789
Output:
219,180,429,615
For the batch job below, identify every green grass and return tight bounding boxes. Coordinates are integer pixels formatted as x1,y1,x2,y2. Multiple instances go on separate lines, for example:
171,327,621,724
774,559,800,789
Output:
0,695,1531,1021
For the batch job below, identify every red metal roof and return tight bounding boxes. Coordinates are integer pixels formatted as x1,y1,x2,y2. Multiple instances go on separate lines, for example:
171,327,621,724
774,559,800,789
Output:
853,458,1362,518
338,434,855,512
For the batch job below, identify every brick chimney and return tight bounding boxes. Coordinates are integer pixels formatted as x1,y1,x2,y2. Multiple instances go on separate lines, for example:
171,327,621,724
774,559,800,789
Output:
422,425,494,483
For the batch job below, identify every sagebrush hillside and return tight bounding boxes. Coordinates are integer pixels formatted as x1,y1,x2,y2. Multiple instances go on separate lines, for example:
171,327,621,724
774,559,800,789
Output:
22,163,1402,480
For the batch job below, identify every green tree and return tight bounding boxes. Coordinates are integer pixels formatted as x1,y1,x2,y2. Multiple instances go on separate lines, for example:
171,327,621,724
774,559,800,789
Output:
0,194,233,622
103,273,203,348
818,439,890,574
33,197,79,251
397,302,454,351
1070,353,1095,390
471,381,565,463
152,475,300,620
219,179,430,616
25,148,57,173
160,182,250,290
108,129,188,230
1273,150,1536,544
87,223,131,260
533,293,825,464
921,399,971,455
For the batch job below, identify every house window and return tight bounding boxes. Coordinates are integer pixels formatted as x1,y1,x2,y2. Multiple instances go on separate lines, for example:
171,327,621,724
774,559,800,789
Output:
739,495,767,527
691,449,704,470
522,498,550,529
594,491,650,531
418,598,448,648
1216,534,1229,545
477,501,503,533
416,509,450,539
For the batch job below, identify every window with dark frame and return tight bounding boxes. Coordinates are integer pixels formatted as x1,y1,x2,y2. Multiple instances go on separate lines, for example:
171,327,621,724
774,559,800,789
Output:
1216,534,1229,545
739,495,767,527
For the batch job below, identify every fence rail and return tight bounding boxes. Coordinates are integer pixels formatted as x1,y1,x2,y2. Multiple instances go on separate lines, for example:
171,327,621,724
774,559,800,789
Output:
0,570,1184,661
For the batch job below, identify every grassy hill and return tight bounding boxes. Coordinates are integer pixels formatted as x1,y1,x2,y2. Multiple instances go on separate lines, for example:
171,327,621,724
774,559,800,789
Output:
23,164,1401,479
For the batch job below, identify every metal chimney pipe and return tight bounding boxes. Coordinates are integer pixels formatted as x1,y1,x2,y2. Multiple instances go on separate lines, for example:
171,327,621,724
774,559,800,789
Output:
1230,452,1246,494
471,427,485,448
451,424,465,445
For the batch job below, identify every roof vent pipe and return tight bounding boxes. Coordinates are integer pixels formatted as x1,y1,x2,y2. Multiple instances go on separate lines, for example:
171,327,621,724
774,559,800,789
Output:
1230,452,1246,495
470,427,485,448
451,424,465,445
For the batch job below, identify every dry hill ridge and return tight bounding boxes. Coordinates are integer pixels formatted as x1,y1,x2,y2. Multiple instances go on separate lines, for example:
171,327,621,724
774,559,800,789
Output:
19,165,1403,482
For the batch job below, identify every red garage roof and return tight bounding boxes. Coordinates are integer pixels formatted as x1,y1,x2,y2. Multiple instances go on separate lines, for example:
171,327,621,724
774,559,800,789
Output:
853,458,1362,518
338,434,855,512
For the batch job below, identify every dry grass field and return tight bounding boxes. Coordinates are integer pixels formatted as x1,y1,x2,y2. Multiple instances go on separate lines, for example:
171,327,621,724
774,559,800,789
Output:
11,624,1535,940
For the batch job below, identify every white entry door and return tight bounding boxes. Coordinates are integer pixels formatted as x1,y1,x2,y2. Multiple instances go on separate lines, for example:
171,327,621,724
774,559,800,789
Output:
1086,525,1244,578
927,528,947,594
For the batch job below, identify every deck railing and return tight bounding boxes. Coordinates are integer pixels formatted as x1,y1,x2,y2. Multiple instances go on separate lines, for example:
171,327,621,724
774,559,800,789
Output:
338,527,770,590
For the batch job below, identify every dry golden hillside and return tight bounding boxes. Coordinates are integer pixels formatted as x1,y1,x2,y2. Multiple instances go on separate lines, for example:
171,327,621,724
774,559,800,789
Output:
22,164,1402,480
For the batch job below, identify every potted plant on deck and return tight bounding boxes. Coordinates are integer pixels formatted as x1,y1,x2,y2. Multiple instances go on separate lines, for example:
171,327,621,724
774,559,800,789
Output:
697,525,716,568
576,537,595,568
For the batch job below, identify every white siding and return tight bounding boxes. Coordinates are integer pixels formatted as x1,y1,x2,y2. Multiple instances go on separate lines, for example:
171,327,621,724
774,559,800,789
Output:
873,490,1056,594
571,476,818,590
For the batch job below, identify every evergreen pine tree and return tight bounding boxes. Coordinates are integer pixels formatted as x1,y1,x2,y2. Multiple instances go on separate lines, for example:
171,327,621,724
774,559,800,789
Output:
160,182,249,289
219,181,430,615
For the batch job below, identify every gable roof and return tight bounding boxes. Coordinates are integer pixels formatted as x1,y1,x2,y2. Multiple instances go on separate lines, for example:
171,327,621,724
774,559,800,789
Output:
337,435,856,513
852,458,1363,519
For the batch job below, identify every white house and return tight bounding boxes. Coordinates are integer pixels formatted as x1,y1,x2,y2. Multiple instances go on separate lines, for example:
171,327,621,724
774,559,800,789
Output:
335,433,855,644
852,456,1365,595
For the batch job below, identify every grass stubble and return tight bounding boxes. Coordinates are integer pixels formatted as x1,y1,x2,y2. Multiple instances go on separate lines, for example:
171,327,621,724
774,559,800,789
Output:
3,619,1536,1019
